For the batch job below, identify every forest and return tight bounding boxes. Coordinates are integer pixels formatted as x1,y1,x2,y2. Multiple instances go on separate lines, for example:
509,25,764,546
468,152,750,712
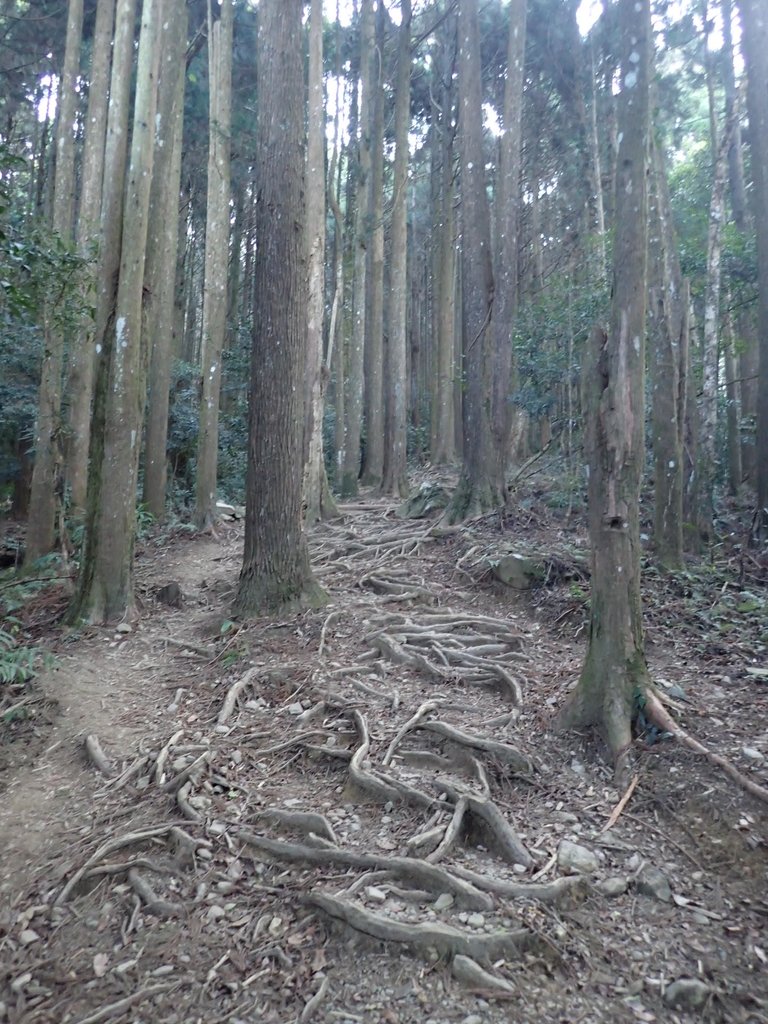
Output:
0,0,767,1021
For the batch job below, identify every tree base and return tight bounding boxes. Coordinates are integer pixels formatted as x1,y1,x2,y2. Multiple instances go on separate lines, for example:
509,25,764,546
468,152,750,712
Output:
444,472,505,526
233,574,328,619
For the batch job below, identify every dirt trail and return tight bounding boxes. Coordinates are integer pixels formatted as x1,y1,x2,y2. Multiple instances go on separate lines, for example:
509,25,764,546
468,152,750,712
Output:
0,533,232,899
1,502,766,1024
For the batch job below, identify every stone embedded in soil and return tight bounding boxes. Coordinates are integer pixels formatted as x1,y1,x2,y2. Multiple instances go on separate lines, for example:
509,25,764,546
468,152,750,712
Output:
557,839,599,874
634,864,672,903
598,877,629,897
663,978,710,1010
742,746,764,761
466,913,485,928
434,893,454,911
19,929,40,945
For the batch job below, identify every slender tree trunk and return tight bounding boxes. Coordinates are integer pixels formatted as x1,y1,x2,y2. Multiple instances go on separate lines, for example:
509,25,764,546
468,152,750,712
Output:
65,0,115,516
382,0,411,497
360,0,385,489
724,300,743,494
558,0,652,785
25,0,83,564
69,0,162,623
142,0,187,519
649,137,687,569
234,0,326,616
303,0,338,523
448,0,503,522
738,0,768,522
430,7,457,465
340,0,374,498
195,0,233,529
490,0,526,484
700,119,733,541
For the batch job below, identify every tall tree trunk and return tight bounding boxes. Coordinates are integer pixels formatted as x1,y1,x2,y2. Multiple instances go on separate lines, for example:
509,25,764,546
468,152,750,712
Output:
65,0,115,516
303,0,338,523
448,0,503,522
724,300,743,494
382,0,411,497
430,6,457,465
360,0,386,489
142,0,187,519
738,0,768,528
25,0,83,564
69,0,162,623
558,0,652,785
700,119,733,541
649,138,687,569
340,0,374,498
234,0,326,617
490,0,526,483
195,0,233,529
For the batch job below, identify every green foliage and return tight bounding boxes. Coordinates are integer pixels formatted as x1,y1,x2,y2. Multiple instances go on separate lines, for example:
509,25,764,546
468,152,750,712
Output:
0,623,36,685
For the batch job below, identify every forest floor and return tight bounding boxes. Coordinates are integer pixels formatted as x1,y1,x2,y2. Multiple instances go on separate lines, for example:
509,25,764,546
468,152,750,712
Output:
1,472,767,1024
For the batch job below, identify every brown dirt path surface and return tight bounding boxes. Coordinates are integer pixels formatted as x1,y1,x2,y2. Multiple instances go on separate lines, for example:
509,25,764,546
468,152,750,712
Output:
1,500,767,1024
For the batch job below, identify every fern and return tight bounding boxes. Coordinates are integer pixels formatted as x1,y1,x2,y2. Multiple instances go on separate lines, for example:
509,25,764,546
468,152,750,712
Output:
0,625,37,685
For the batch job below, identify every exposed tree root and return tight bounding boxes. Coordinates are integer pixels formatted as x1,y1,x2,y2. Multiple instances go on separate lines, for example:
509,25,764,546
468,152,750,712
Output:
55,825,177,905
449,866,590,909
237,833,494,910
217,667,261,725
68,984,176,1024
415,720,533,774
127,867,180,917
307,892,534,960
452,954,516,995
430,782,532,868
84,734,115,777
254,807,338,843
644,690,768,805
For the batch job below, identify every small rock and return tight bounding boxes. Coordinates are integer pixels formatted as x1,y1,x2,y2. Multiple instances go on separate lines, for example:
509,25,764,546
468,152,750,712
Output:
365,886,387,902
663,978,710,1010
115,623,132,634
466,913,485,928
598,877,629,897
462,1015,483,1024
10,973,32,995
152,965,175,977
557,839,599,875
376,837,396,851
19,929,40,946
230,750,242,765
287,702,304,716
626,852,642,872
208,821,227,836
742,746,764,762
434,893,454,911
206,905,226,922
634,864,672,903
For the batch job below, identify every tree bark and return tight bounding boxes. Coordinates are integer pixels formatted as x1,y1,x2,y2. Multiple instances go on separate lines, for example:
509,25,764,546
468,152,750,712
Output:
558,0,652,784
233,0,326,617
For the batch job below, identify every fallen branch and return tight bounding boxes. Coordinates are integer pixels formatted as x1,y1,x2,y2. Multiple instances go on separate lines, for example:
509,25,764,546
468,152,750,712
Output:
644,690,768,805
300,975,331,1023
69,984,176,1024
217,667,260,725
601,773,640,832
